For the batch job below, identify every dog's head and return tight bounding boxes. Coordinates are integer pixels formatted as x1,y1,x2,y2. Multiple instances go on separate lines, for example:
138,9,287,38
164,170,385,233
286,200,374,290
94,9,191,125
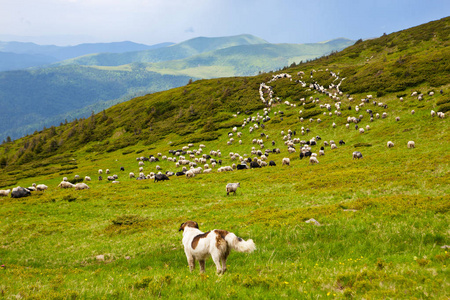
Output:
179,221,199,231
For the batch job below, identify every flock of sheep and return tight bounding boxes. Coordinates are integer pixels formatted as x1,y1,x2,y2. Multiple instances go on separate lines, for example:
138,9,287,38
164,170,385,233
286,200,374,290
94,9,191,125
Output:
0,70,445,199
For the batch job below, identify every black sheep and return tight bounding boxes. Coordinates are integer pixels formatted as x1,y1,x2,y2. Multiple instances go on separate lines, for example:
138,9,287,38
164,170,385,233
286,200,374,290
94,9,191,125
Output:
269,160,276,166
237,164,248,170
250,161,261,168
11,187,31,198
154,174,170,182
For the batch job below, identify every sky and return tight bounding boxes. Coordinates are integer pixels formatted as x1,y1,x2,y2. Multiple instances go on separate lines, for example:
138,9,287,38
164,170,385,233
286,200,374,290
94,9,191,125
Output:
1,0,449,46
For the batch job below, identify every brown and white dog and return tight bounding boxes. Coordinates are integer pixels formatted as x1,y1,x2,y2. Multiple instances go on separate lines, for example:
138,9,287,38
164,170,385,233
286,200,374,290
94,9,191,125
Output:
179,221,256,274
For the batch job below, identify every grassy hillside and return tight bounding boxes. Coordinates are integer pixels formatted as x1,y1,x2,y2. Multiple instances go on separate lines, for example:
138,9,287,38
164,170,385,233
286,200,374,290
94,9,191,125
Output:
0,17,449,299
0,35,353,142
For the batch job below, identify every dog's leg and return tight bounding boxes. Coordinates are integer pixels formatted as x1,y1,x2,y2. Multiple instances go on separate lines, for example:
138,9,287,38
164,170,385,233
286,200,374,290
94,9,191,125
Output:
187,256,195,272
220,253,229,274
211,253,223,274
199,260,206,273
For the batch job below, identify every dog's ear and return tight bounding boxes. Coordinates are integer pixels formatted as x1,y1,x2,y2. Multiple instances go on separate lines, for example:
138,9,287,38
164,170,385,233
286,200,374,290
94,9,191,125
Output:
178,222,185,232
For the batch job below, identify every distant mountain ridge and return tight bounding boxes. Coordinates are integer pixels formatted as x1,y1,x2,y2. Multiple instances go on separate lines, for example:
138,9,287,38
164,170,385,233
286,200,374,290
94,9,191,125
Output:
56,34,269,66
0,41,173,71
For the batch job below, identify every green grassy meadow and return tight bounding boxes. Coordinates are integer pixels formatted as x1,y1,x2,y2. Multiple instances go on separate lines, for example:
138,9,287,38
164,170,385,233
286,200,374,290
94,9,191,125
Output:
1,17,450,299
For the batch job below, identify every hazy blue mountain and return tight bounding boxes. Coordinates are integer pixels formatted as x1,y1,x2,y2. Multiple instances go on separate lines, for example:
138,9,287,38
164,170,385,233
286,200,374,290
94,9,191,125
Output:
56,34,269,66
0,65,191,141
0,52,57,71
0,41,173,71
144,38,355,77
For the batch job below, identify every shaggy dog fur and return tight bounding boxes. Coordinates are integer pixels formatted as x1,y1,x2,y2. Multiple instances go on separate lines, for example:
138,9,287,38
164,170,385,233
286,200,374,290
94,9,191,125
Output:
179,221,256,274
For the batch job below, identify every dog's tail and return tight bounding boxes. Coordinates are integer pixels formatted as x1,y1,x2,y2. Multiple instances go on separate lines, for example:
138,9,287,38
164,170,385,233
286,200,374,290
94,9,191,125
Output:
225,232,256,253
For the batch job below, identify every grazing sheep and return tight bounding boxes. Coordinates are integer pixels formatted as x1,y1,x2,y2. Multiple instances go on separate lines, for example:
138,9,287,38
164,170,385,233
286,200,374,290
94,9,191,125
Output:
407,141,415,149
11,187,31,198
395,117,400,121
74,183,90,190
139,161,144,166
226,183,240,196
106,169,110,174
352,151,363,159
282,158,290,166
387,141,395,148
74,175,80,179
431,110,436,117
154,174,170,182
129,172,135,179
411,110,415,115
309,156,319,164
98,176,103,181
35,184,48,191
0,189,11,197
84,176,91,181
359,128,365,134
437,112,445,118
58,181,75,188
185,170,196,178
98,169,103,174
331,144,338,150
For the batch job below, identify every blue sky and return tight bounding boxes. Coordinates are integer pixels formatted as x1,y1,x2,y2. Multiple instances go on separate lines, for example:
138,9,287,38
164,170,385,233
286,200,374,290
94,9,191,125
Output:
1,0,449,46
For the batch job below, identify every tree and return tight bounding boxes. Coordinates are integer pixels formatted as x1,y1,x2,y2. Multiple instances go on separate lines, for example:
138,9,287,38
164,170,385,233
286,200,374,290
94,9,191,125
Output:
6,136,11,143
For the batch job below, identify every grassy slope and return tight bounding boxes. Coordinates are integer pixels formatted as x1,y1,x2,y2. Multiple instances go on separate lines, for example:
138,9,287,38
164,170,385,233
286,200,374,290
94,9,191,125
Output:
0,18,449,299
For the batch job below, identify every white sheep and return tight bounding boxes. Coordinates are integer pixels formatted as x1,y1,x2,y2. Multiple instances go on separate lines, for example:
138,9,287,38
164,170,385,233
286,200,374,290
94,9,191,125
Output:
0,189,11,196
84,176,91,182
407,141,415,149
98,169,103,174
395,117,400,121
129,172,135,179
203,169,212,173
437,112,445,118
105,169,110,174
331,144,338,150
138,161,144,166
58,181,75,189
352,151,363,159
387,141,394,148
431,110,436,117
282,158,290,166
309,156,319,164
74,183,89,190
359,128,365,134
226,182,240,196
185,170,195,178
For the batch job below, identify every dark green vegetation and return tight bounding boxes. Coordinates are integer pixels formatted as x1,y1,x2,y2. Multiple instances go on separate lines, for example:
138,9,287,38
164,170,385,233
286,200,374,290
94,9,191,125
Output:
0,17,449,299
0,34,353,141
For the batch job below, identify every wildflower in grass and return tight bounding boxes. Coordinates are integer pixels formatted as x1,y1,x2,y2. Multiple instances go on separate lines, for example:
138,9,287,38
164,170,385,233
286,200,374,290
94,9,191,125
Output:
284,282,289,284
327,292,331,296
